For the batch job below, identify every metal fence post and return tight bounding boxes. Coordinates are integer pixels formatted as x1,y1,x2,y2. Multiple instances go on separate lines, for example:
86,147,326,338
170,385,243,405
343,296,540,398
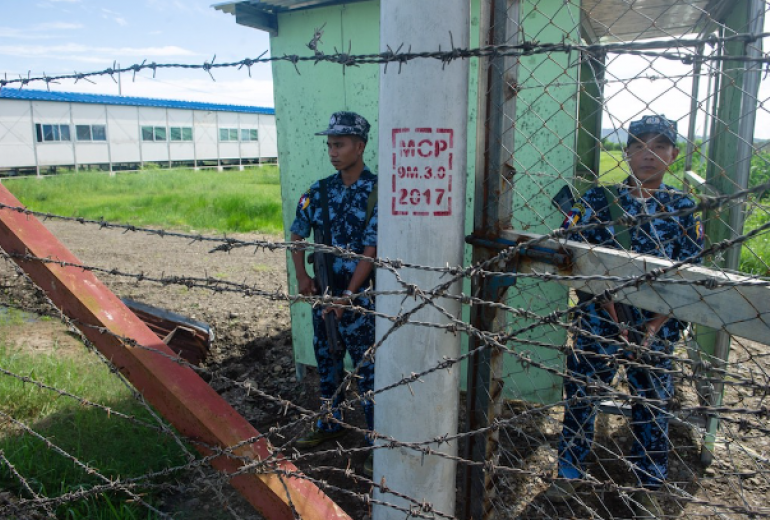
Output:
696,0,764,463
461,0,518,518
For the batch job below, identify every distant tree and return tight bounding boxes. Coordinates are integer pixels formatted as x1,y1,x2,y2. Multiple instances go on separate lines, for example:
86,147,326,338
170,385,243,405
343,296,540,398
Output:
601,138,622,152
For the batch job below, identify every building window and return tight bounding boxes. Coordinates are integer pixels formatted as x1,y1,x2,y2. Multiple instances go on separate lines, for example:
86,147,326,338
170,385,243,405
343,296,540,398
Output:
241,129,258,142
35,123,71,143
170,127,193,142
76,124,107,142
92,125,107,141
141,126,167,141
219,128,241,142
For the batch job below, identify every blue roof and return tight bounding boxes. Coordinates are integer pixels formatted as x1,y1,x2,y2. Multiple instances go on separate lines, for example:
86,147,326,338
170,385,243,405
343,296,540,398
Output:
0,88,274,115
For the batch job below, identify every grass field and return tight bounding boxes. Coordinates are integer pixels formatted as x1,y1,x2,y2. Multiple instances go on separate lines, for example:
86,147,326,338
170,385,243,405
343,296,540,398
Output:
0,310,188,518
598,150,628,183
0,167,284,518
2,166,284,235
598,150,684,188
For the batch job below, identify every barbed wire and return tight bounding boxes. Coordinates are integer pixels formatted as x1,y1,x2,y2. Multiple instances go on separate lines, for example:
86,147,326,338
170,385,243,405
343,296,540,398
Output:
4,282,770,519
2,175,770,281
3,216,770,435
4,4,770,518
1,31,770,90
2,182,770,401
1,228,768,520
2,171,770,517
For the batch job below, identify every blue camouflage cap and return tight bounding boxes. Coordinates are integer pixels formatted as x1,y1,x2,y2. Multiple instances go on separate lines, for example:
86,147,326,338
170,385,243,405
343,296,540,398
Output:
316,111,370,142
627,115,678,146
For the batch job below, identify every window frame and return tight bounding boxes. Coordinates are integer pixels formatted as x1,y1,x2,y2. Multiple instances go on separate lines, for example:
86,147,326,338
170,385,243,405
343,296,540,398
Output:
141,126,155,141
91,124,107,141
35,123,71,143
75,124,106,142
76,125,92,141
153,126,167,141
240,128,259,142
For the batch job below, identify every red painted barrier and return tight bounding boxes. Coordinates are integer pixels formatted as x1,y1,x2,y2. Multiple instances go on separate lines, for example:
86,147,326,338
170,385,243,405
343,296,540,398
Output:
0,185,350,520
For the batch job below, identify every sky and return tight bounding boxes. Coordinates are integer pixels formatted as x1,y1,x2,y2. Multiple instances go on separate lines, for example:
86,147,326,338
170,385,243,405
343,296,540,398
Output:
1,0,275,107
2,1,768,139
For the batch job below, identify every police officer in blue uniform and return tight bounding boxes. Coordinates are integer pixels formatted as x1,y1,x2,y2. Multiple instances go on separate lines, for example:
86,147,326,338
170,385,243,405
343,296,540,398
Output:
289,111,377,476
547,115,704,518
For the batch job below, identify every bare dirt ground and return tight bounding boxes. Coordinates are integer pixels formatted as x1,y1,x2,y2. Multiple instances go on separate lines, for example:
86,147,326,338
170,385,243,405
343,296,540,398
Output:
1,219,769,520
0,220,372,520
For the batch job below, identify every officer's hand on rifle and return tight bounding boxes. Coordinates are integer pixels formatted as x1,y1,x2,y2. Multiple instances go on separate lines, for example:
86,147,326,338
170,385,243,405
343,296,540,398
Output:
322,290,353,320
296,272,317,296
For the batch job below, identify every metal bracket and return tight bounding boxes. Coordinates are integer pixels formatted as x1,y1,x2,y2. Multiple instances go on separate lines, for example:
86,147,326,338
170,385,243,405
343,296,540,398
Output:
465,233,573,293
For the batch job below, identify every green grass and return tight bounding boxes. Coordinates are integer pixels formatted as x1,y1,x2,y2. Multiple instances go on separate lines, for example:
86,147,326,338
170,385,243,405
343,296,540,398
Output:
0,333,189,518
598,150,628,184
740,208,770,276
598,150,685,189
2,166,283,235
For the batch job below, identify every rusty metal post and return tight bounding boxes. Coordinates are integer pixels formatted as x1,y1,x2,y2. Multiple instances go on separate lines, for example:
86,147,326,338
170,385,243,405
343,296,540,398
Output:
0,185,350,520
461,0,518,518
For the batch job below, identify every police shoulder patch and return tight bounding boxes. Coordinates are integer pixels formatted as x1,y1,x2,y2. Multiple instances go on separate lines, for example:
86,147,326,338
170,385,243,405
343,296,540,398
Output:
694,216,705,244
561,203,585,229
297,191,311,211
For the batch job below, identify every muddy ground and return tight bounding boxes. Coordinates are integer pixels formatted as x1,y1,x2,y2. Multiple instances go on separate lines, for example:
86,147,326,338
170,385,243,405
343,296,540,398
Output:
0,220,768,519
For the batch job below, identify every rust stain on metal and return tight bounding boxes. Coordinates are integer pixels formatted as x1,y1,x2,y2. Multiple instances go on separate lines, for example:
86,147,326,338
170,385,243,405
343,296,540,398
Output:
122,298,210,365
0,185,351,520
505,75,518,100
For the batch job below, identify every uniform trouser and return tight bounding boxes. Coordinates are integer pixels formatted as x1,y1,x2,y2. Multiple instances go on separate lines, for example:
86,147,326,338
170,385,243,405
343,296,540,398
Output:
311,296,375,438
557,341,674,489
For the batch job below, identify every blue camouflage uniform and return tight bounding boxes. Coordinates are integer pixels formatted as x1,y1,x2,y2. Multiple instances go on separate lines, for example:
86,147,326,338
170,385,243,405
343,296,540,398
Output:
290,168,378,436
557,180,703,489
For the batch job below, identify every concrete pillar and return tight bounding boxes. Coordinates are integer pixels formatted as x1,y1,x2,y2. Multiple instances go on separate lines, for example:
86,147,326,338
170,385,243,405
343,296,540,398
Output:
373,1,470,518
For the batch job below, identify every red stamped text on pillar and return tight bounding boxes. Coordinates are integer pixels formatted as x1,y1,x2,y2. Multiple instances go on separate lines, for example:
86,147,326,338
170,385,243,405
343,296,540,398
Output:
390,127,454,216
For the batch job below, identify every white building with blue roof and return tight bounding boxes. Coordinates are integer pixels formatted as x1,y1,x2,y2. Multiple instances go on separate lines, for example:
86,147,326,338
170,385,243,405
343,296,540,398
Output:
0,89,277,175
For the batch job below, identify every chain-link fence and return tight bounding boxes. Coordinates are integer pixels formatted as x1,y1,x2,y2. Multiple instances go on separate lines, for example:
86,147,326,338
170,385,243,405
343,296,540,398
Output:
463,0,770,518
2,0,770,518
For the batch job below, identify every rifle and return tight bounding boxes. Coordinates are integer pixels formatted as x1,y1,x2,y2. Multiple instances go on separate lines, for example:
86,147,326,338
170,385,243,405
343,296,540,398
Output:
313,247,343,364
313,179,343,386
614,302,644,348
614,301,661,394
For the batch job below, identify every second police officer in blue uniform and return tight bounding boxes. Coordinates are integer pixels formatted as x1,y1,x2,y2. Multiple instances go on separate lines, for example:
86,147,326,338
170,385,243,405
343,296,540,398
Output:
290,111,377,477
547,115,704,518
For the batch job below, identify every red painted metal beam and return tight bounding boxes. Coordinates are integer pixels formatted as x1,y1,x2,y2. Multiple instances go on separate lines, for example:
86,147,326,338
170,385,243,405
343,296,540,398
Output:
0,186,351,520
